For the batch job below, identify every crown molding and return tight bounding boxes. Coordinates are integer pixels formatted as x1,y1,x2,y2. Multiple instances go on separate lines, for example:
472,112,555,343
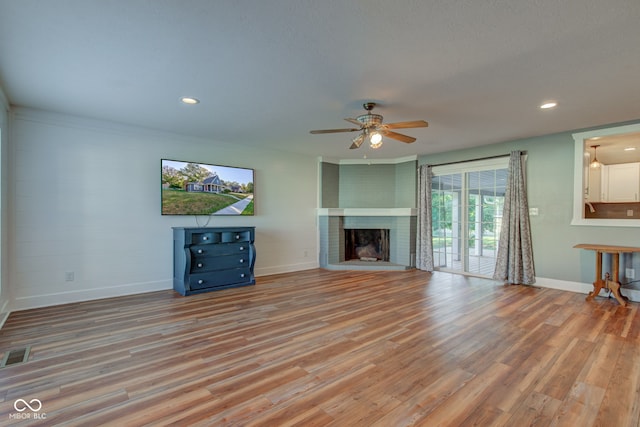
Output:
318,155,417,165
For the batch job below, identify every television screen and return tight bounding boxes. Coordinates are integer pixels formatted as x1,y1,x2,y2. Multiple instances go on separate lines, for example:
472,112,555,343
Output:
161,159,254,215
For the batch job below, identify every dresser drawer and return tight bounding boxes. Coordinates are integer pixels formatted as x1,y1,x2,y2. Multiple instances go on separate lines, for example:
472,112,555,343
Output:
189,230,251,245
189,231,222,245
190,253,250,273
221,230,251,243
190,242,249,257
189,268,253,290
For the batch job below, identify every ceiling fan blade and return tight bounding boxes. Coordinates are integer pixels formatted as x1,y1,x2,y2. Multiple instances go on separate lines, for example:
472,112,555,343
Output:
381,130,416,143
310,128,360,134
344,118,363,127
384,120,429,129
349,134,365,149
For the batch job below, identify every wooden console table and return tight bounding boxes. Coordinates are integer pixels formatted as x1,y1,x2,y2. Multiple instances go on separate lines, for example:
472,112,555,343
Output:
574,243,640,307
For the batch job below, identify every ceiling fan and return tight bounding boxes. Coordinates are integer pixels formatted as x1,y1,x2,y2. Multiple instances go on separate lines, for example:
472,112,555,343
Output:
310,102,428,149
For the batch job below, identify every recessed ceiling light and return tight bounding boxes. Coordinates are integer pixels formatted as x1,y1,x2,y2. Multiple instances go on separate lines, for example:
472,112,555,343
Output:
624,147,636,151
540,102,557,109
180,97,200,105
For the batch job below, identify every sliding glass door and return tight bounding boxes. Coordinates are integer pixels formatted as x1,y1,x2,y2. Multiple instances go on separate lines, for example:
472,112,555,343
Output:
431,159,508,277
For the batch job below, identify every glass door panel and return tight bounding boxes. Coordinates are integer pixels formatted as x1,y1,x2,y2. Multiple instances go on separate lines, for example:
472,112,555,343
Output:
431,167,507,277
431,173,463,270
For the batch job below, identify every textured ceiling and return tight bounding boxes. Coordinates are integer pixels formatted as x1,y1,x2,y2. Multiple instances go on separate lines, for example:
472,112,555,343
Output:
0,0,639,159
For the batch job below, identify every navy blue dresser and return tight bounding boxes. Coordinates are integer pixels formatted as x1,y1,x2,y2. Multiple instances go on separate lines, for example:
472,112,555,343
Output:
173,227,256,296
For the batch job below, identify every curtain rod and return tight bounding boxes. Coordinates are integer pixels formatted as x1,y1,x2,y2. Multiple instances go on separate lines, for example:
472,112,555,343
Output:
427,151,527,168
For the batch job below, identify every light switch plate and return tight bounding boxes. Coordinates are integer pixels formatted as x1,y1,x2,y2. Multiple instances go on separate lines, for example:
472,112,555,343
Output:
626,268,635,279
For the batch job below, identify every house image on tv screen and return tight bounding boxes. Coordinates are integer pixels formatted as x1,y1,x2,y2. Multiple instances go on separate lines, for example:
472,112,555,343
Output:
185,174,223,193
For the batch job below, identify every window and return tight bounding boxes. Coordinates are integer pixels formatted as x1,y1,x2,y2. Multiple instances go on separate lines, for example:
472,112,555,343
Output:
572,123,640,226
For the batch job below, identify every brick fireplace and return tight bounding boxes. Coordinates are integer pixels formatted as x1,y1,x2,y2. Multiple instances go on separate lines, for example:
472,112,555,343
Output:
317,208,416,270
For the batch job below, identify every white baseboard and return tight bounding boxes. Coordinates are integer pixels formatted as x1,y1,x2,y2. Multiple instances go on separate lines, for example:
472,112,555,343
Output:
534,276,640,303
10,280,172,312
533,277,593,294
7,261,321,314
255,261,319,277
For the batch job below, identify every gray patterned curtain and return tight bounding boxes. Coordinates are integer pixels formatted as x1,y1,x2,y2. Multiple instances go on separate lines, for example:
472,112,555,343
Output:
416,164,434,271
493,151,535,284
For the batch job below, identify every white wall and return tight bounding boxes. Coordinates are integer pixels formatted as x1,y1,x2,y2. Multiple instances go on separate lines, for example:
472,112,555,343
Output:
9,108,319,310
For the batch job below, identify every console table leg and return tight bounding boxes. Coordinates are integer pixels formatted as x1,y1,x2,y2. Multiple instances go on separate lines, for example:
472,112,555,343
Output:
587,279,605,302
607,280,627,307
586,251,604,302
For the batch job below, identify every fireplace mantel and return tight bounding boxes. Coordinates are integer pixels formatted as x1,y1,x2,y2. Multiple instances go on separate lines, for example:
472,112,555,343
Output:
317,208,417,217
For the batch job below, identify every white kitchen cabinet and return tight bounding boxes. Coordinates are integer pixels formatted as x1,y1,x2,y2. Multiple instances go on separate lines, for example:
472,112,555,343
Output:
601,163,640,202
586,166,601,202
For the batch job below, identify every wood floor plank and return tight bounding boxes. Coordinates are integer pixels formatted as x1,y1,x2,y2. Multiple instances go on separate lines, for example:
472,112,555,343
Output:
504,390,563,426
594,340,640,426
0,269,638,426
550,381,606,427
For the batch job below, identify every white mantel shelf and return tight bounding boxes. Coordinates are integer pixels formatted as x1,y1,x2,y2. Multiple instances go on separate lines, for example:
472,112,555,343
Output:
317,208,417,217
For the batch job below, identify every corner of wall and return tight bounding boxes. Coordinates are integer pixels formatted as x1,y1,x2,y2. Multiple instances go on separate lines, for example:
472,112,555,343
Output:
0,84,9,328
0,86,8,113
0,299,9,329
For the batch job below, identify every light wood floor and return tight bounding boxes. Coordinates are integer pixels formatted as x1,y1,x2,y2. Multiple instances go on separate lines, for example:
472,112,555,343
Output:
1,269,639,426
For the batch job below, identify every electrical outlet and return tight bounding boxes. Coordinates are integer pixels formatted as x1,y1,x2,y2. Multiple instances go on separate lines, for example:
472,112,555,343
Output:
627,209,634,217
303,250,308,258
65,271,75,282
626,268,635,279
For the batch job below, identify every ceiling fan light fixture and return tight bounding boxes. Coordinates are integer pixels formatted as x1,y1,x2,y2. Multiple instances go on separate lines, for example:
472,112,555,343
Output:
309,102,427,150
350,134,365,149
369,132,383,149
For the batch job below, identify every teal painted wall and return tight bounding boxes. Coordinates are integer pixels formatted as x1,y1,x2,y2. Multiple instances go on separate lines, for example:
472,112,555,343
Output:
395,160,417,208
339,164,396,208
419,122,640,283
321,162,339,208
336,161,417,208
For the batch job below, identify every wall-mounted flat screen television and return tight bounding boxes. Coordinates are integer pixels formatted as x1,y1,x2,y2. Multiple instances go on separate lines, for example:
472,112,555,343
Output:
161,159,255,216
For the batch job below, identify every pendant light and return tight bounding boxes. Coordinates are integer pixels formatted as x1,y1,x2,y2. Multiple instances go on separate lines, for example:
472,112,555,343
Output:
590,145,602,169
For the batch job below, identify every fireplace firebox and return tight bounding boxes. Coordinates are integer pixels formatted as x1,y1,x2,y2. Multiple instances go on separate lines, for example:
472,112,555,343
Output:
344,229,390,261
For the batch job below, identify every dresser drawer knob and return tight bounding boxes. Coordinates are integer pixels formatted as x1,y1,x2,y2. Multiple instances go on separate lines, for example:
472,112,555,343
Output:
235,235,240,239
198,279,204,284
202,236,208,241
240,273,245,278
197,263,203,268
239,259,244,263
239,246,244,251
197,249,203,254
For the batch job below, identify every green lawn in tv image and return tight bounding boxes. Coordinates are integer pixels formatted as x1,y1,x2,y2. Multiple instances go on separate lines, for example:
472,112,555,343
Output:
162,160,254,215
162,190,254,215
